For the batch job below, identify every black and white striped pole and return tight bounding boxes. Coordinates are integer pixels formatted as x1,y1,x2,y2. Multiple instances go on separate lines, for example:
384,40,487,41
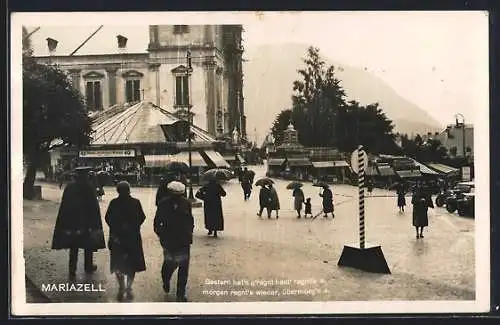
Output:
337,146,390,274
358,145,366,249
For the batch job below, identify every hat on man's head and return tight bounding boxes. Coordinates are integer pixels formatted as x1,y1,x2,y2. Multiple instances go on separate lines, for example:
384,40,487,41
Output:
167,181,186,195
116,181,131,195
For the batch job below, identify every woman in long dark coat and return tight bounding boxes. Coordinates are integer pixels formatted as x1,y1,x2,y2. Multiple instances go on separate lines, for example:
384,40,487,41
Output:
257,185,272,218
292,187,305,218
105,181,146,302
319,186,334,218
196,179,226,237
268,184,280,219
52,167,106,277
411,186,434,239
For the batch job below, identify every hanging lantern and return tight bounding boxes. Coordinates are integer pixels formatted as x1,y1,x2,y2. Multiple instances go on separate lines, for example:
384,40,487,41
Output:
117,35,128,48
46,38,58,53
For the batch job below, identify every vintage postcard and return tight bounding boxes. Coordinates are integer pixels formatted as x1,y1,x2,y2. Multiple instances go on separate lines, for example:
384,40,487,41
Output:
11,11,490,316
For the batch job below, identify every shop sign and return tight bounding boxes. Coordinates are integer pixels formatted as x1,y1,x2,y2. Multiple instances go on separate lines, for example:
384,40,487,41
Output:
79,149,136,158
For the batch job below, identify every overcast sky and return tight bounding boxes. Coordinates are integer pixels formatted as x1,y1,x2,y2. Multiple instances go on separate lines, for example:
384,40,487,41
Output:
15,11,489,126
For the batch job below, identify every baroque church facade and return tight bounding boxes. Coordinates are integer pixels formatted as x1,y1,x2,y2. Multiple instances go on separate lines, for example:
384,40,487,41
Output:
34,25,247,139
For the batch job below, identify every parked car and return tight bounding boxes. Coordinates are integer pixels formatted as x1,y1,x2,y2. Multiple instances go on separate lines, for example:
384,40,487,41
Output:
445,181,475,213
457,192,475,217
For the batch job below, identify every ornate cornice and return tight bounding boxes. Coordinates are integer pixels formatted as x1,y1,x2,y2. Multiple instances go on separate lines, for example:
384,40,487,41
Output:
83,71,105,79
121,70,144,78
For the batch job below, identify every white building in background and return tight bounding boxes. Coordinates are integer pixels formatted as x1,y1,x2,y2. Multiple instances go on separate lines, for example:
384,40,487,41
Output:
435,123,474,158
32,25,247,139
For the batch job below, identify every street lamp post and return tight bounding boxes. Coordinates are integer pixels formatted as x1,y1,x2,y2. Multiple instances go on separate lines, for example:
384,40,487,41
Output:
455,113,466,159
186,49,201,207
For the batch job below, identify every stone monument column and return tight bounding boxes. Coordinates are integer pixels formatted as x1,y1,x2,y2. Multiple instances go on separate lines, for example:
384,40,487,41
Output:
203,59,217,135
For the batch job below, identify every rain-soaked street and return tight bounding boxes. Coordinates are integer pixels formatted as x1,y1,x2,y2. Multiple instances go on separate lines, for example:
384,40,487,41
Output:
23,164,475,303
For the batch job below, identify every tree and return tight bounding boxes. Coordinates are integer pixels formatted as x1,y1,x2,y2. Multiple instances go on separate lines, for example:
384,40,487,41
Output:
290,47,347,147
23,28,92,199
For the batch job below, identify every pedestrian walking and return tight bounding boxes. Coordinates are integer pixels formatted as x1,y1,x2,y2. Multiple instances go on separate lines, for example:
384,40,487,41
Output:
196,179,226,237
396,183,406,212
304,198,312,218
154,181,194,302
240,167,253,200
105,181,146,302
257,184,272,218
51,166,106,279
268,184,280,219
155,171,179,206
319,185,334,218
367,178,374,195
292,187,305,218
411,184,434,239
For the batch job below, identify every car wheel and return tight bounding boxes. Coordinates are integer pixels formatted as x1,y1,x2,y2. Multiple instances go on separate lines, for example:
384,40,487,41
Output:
446,202,457,213
435,196,445,207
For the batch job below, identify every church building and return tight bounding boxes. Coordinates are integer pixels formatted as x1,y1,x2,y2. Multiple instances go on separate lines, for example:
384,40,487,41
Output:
33,25,247,139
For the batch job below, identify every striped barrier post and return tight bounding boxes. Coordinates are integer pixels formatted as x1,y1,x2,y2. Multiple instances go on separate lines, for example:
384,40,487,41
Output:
358,145,365,249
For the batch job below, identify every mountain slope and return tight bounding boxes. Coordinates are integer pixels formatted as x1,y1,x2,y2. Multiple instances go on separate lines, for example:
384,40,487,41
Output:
242,43,443,140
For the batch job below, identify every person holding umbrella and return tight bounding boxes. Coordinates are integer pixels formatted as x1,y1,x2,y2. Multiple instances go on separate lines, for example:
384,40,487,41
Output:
268,183,280,219
411,183,434,239
288,182,305,218
51,166,106,279
317,182,334,219
196,178,226,237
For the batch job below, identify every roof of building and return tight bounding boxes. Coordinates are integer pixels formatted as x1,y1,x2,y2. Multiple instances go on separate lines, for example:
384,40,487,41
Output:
91,101,216,145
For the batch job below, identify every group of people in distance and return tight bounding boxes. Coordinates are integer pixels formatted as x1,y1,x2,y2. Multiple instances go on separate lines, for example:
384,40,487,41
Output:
52,167,196,303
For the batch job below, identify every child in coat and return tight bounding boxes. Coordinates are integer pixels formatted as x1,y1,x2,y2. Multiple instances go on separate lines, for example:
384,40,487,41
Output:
304,198,312,218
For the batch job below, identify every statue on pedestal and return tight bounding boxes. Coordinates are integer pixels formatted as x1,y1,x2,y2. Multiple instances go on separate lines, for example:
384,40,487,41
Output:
232,127,240,145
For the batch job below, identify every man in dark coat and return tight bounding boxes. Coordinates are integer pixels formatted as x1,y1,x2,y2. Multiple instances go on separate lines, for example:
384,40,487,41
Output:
154,181,194,302
156,171,187,206
196,179,226,237
105,181,146,302
240,167,253,200
51,166,106,278
257,185,272,218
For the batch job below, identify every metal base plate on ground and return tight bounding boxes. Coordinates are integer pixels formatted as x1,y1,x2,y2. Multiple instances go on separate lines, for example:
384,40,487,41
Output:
337,243,391,274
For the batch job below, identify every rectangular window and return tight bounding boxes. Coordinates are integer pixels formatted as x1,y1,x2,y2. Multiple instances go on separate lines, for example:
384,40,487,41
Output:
126,79,141,103
85,81,102,111
173,25,189,34
175,75,189,106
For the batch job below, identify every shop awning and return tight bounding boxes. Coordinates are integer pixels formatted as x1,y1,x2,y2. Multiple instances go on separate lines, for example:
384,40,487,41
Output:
427,163,459,175
144,152,207,168
287,158,312,167
170,151,207,167
144,155,173,168
204,150,230,168
396,170,422,178
412,160,439,175
312,161,349,168
377,164,395,176
268,158,286,166
222,155,236,161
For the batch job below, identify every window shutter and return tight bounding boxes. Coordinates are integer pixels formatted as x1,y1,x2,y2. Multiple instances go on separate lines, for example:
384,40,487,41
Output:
133,80,141,101
94,81,102,110
86,82,94,110
175,76,182,105
182,76,189,105
126,80,133,102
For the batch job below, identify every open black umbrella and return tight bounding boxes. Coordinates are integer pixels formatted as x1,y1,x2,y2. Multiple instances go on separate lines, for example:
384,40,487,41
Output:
203,168,233,181
255,177,274,187
312,181,329,188
165,161,189,173
286,181,303,190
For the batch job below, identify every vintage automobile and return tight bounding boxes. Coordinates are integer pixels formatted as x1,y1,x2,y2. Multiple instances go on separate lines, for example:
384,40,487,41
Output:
435,181,474,207
456,192,475,217
444,181,475,213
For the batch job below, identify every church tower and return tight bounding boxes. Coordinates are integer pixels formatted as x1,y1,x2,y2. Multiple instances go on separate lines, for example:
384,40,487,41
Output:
147,25,246,139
